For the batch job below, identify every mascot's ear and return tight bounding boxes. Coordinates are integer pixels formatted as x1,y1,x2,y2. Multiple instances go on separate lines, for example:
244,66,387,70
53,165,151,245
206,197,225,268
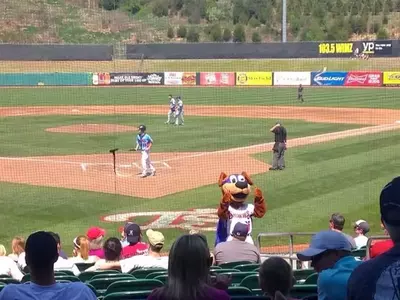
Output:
218,172,228,187
241,171,254,185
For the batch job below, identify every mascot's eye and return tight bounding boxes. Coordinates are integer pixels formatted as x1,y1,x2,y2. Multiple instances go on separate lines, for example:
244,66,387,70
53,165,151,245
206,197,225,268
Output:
229,175,237,183
237,175,246,182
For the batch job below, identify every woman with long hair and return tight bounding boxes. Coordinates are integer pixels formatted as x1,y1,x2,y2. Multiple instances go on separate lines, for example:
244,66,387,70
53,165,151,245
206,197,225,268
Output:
8,237,25,262
148,234,230,300
69,235,99,263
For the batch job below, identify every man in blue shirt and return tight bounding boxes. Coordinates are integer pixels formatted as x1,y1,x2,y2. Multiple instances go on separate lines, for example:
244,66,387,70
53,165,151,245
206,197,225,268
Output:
135,125,155,178
347,176,400,300
296,230,362,300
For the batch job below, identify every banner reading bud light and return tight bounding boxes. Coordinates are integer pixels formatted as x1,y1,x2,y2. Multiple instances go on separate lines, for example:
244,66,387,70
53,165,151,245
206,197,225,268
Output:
311,71,347,86
199,72,235,86
344,72,382,87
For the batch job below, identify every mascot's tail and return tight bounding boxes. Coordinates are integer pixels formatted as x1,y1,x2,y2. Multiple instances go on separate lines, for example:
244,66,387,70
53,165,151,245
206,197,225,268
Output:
215,219,228,246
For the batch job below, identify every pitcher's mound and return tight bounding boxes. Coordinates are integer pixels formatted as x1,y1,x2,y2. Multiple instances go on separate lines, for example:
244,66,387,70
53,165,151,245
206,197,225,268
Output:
46,124,138,134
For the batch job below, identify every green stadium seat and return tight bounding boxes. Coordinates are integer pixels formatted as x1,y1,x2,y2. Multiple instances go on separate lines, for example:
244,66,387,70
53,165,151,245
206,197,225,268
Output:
55,270,75,276
92,273,135,280
304,273,318,284
54,275,81,282
86,283,99,297
78,270,121,282
0,275,11,279
154,274,168,284
210,268,240,274
56,280,73,283
290,284,318,298
145,271,167,279
228,286,253,296
226,272,259,286
251,288,264,296
0,278,20,284
75,263,96,272
219,261,254,269
239,274,260,290
210,266,222,270
88,278,133,295
103,291,152,300
293,269,315,281
105,279,163,295
233,264,260,272
0,284,5,293
129,268,166,279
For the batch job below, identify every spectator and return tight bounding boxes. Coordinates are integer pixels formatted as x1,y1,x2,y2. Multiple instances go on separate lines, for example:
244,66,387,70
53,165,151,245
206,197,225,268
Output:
0,231,96,300
296,230,361,300
98,229,168,271
329,213,356,249
48,232,68,259
213,222,260,265
0,255,23,281
48,232,80,276
347,177,400,300
121,223,148,259
69,236,99,264
119,223,133,247
353,219,370,249
368,222,394,259
148,234,230,300
85,237,122,272
0,245,6,256
86,227,105,259
258,257,299,300
8,237,24,263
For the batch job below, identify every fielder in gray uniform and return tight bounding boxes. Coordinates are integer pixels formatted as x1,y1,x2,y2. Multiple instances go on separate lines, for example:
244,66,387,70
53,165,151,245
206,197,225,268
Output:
269,121,287,171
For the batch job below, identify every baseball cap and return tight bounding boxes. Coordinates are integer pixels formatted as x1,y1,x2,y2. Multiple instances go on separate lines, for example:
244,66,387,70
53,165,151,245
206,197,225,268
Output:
354,220,370,234
124,223,141,244
297,230,352,261
380,177,400,226
138,125,146,132
231,222,249,237
146,229,165,246
87,227,105,240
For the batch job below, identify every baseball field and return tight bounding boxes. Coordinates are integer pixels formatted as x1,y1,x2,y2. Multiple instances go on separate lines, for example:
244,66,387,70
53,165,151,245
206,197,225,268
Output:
0,58,400,254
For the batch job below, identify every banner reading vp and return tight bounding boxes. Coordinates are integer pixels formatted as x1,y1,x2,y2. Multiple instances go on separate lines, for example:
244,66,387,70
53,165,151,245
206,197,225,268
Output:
236,72,272,86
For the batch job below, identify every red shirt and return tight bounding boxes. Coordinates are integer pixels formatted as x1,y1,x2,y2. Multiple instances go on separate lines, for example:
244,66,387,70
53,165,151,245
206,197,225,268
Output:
122,242,149,259
370,239,394,258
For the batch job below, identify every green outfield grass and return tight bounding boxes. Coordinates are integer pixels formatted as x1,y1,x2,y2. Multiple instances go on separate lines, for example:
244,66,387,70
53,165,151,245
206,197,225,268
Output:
1,86,400,109
1,129,399,253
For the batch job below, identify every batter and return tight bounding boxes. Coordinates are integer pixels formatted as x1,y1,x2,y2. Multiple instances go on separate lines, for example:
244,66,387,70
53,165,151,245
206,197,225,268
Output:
135,125,156,178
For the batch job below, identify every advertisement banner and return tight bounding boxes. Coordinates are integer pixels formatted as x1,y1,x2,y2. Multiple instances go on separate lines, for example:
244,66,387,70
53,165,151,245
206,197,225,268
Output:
273,72,311,86
199,72,235,86
93,72,110,86
344,72,382,87
109,73,164,85
164,72,197,85
318,41,392,56
383,72,400,86
236,72,273,86
311,71,347,86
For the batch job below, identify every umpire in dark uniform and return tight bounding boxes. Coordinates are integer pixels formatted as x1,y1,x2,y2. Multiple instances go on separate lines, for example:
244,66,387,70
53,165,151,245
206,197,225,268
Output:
269,121,287,170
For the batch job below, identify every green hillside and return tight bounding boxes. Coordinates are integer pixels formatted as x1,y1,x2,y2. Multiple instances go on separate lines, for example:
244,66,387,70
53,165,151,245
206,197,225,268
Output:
1,0,399,44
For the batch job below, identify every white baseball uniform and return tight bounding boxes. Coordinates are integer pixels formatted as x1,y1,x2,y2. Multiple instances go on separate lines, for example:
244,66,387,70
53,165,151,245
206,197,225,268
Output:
166,97,176,124
136,133,155,176
175,99,184,125
226,203,255,244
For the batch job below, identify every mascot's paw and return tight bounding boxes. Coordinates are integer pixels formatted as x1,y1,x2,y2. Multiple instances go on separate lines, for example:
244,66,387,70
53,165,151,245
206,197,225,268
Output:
222,191,232,204
254,188,264,202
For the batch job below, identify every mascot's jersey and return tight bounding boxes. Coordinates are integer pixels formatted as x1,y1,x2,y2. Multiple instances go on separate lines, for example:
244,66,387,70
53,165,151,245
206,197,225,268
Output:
227,203,255,235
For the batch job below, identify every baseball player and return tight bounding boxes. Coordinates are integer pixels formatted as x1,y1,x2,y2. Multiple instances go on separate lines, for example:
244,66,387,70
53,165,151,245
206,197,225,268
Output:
298,84,304,102
135,125,155,178
174,96,184,126
165,94,176,124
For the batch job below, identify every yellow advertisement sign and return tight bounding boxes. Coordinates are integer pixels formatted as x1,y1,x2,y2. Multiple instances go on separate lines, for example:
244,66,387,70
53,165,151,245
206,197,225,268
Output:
236,72,272,86
383,72,400,85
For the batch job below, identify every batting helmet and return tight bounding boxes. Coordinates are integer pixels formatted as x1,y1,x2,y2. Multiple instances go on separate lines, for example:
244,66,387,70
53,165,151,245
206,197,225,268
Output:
138,125,146,132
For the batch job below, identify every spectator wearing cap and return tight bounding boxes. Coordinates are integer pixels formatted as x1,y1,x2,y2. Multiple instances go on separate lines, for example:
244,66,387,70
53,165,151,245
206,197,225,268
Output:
353,219,370,249
69,236,99,264
329,213,356,249
97,229,168,272
258,257,300,300
348,177,400,300
368,222,394,259
121,223,148,259
0,231,96,300
213,222,260,266
86,227,105,259
297,230,362,300
85,237,123,272
119,222,133,247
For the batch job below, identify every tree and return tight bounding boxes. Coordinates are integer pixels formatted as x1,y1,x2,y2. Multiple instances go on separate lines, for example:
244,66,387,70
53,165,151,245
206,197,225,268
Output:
301,19,326,41
187,27,200,42
167,27,175,39
152,0,168,17
350,16,368,34
210,24,222,41
222,28,232,41
376,27,389,39
233,24,246,42
177,25,187,38
121,0,142,14
100,0,120,10
248,16,261,28
232,0,249,24
251,31,261,42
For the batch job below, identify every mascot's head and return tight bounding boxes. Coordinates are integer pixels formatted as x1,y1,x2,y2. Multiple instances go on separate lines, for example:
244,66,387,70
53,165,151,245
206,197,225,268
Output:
218,172,253,203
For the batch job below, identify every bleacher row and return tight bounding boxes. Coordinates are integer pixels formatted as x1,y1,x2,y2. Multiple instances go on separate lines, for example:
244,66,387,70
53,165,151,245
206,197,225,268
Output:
0,249,367,300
